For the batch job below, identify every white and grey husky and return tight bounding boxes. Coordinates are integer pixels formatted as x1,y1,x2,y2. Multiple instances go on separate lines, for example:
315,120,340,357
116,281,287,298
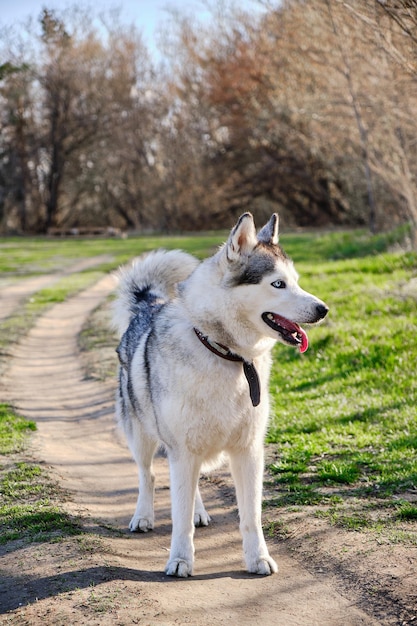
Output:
113,213,328,578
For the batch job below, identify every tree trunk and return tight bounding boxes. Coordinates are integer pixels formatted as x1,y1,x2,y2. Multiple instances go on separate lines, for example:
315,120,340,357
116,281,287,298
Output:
15,101,29,232
45,100,64,232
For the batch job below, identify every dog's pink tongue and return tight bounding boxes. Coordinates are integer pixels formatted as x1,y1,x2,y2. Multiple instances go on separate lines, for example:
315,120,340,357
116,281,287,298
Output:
298,326,309,353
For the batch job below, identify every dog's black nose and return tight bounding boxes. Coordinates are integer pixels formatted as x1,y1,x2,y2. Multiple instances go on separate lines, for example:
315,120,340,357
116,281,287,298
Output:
316,303,329,319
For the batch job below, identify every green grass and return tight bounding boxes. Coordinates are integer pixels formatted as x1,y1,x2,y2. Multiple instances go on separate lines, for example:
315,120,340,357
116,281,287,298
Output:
0,223,409,275
317,461,361,484
0,501,81,544
395,501,417,521
27,271,104,306
266,239,417,540
0,404,36,454
1,462,46,500
0,406,81,546
283,223,412,263
0,454,82,545
0,407,82,545
0,232,227,275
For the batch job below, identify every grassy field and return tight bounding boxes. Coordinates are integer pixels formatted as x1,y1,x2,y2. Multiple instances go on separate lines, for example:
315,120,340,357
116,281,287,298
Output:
0,232,225,275
266,248,417,537
0,226,416,546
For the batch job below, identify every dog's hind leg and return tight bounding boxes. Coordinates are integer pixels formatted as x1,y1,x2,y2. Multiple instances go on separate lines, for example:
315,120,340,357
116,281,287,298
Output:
229,447,278,576
165,454,201,577
128,424,158,533
194,483,211,527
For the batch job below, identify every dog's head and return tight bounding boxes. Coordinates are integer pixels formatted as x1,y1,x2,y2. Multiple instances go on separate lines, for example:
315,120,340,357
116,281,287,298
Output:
223,213,329,352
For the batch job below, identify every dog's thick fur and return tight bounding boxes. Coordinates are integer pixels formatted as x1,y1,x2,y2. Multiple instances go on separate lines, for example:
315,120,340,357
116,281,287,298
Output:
113,213,328,577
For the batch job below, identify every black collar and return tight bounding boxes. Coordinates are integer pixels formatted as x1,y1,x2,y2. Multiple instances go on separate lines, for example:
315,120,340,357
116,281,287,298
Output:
194,328,261,407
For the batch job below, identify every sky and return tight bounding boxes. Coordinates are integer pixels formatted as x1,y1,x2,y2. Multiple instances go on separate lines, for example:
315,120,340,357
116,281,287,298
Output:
0,0,264,58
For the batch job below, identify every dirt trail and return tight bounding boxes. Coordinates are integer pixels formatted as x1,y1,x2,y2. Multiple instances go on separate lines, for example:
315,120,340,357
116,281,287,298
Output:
0,255,112,322
0,269,380,625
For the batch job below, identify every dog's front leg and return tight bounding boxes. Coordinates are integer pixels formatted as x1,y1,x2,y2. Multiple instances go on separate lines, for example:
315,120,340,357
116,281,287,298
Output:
165,454,200,577
229,448,278,576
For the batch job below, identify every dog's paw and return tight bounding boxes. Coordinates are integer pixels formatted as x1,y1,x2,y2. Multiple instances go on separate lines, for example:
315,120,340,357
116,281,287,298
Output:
247,556,278,576
194,510,211,527
165,557,193,578
129,515,154,533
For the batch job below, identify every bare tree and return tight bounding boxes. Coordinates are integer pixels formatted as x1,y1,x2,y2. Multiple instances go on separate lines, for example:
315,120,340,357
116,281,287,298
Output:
2,0,417,236
324,0,377,233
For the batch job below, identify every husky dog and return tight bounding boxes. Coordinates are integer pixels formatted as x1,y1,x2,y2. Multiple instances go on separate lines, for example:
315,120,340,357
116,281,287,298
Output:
113,213,328,578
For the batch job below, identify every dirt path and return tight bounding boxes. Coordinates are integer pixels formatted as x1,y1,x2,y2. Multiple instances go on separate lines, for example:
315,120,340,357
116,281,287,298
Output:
0,255,112,322
0,269,381,625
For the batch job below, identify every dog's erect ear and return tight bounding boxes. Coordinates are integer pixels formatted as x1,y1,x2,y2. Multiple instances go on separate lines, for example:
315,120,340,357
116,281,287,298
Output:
226,213,257,262
257,213,279,245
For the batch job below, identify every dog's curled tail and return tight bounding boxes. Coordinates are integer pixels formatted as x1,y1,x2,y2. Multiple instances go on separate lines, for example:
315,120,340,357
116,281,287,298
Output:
112,249,199,336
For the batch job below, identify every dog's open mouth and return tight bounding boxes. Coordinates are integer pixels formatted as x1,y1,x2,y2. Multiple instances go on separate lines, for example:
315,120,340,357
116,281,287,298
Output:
262,312,309,353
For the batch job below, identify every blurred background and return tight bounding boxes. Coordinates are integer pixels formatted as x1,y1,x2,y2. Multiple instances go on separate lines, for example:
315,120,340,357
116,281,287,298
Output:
1,0,416,242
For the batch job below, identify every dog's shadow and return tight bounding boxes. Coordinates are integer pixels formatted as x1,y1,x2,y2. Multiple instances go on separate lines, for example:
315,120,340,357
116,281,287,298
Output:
0,564,255,613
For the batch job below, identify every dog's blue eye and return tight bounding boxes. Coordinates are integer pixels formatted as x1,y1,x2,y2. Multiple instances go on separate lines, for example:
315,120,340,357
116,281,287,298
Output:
272,280,286,289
